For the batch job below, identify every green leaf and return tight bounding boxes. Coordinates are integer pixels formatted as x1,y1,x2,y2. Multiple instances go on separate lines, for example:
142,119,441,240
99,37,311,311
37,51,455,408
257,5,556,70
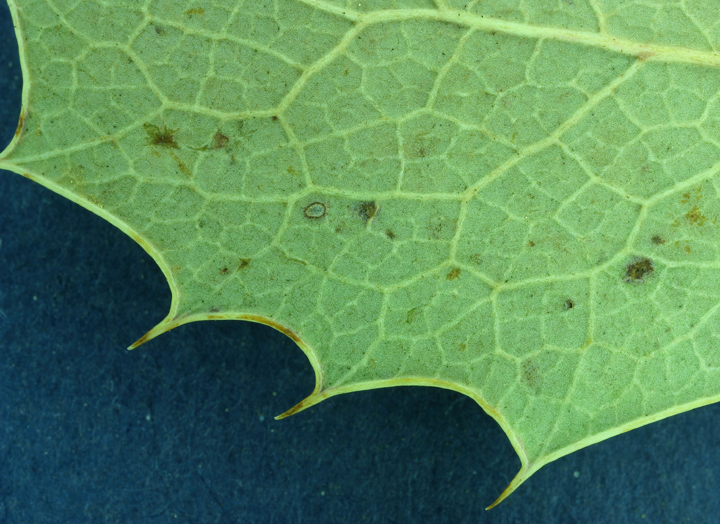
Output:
3,0,720,508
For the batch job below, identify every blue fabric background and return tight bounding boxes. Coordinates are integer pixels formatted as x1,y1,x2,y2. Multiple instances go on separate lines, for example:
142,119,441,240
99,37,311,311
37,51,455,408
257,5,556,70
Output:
1,4,719,523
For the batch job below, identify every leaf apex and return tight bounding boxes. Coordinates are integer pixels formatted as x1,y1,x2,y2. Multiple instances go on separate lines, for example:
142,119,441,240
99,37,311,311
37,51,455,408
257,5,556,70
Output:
485,465,532,510
128,315,180,350
275,391,325,420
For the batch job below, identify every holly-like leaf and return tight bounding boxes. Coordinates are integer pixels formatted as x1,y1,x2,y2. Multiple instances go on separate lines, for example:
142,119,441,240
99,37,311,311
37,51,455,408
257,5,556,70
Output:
3,0,720,508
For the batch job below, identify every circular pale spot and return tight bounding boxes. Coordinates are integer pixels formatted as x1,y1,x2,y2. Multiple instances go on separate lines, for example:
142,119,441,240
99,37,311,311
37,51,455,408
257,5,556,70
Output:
303,201,327,219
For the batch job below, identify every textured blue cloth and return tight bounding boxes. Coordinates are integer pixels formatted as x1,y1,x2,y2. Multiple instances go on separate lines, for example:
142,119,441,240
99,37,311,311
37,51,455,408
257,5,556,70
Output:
1,4,719,523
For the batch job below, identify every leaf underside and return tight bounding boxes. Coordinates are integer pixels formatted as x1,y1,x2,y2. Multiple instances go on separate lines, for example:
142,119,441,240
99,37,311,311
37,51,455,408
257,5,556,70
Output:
4,0,720,508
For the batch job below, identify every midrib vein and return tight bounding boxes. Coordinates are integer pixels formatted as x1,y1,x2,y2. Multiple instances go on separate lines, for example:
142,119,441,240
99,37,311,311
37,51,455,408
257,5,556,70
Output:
302,0,720,68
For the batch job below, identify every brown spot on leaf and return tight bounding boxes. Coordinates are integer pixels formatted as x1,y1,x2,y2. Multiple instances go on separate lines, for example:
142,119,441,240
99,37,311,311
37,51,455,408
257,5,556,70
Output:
564,299,575,310
625,257,654,283
651,235,666,245
238,259,250,270
184,7,205,15
522,360,540,393
144,123,178,148
304,202,326,219
446,267,461,280
357,201,378,223
14,110,26,138
220,267,229,275
385,229,396,240
406,307,421,324
527,240,535,247
685,205,707,226
212,131,229,149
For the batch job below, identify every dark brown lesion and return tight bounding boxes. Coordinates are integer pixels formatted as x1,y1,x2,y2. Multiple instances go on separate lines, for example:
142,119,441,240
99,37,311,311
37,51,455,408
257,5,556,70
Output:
221,259,250,275
211,131,229,149
356,201,378,223
564,299,575,310
624,257,654,283
651,235,666,245
446,267,461,280
144,123,179,148
14,110,27,138
685,205,707,226
193,131,230,152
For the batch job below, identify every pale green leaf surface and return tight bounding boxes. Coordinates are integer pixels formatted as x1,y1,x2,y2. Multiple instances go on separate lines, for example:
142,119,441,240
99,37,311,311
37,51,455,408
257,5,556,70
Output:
3,0,720,507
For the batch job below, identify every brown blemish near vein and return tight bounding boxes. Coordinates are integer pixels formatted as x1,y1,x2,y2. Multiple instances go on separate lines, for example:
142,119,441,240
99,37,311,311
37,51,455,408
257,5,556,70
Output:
651,235,666,245
144,123,193,177
406,306,421,324
624,257,654,283
521,360,539,392
245,314,303,346
685,205,707,226
446,267,461,280
357,201,378,223
184,7,205,15
220,259,250,275
144,123,179,148
14,110,26,138
212,131,229,149
564,299,575,310
194,131,230,151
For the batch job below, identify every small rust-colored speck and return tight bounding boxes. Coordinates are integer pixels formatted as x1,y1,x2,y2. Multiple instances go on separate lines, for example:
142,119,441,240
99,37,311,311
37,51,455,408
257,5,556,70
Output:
271,115,279,121
238,259,250,270
385,229,396,240
446,267,461,280
304,202,327,219
651,235,666,245
564,299,575,310
144,123,179,148
220,267,229,275
357,201,378,222
528,240,535,247
184,7,205,15
625,257,654,282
